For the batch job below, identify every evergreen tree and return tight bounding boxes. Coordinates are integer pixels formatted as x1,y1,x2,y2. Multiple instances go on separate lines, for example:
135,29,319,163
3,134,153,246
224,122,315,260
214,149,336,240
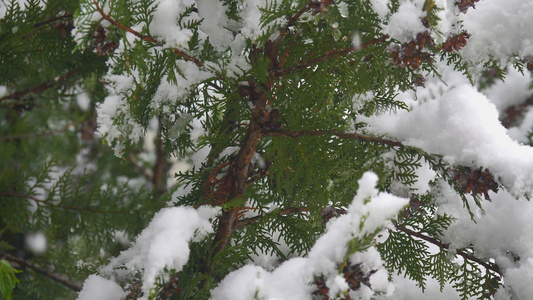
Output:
2,0,533,299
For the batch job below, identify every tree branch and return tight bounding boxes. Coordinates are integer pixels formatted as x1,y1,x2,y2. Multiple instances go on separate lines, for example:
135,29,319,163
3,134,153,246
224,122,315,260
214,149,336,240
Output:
396,225,501,275
128,153,154,180
236,207,309,228
208,66,278,266
92,0,204,67
285,1,312,30
33,13,73,28
265,129,404,148
205,0,385,275
2,254,82,292
0,70,76,104
273,35,389,78
2,192,136,215
153,129,168,198
0,122,75,142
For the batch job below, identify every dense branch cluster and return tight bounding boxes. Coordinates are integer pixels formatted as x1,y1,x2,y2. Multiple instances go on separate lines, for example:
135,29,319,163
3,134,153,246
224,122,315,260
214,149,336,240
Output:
4,0,533,299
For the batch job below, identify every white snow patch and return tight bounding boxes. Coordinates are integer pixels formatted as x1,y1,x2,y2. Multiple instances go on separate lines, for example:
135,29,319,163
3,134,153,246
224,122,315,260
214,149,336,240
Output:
25,232,47,254
461,1,533,64
383,1,426,43
363,83,533,195
101,206,219,299
149,0,196,48
77,275,126,300
211,172,408,300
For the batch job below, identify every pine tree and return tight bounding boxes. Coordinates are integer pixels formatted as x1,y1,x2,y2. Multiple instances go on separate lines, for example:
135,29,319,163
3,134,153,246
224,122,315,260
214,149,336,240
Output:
2,0,533,299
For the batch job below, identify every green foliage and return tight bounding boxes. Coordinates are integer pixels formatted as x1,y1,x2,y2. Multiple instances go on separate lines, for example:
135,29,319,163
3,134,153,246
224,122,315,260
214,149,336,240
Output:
1,0,518,299
379,229,429,289
0,260,21,300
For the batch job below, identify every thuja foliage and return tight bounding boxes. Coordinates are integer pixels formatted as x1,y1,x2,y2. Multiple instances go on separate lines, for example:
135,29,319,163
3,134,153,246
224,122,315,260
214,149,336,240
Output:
0,0,520,299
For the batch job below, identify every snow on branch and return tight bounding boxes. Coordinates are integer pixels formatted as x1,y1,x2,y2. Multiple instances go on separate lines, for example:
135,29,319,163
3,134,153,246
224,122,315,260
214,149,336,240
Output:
211,172,408,300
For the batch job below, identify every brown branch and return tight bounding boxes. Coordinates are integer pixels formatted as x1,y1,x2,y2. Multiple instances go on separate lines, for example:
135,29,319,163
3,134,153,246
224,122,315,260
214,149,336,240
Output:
265,129,404,148
273,35,389,78
0,70,76,104
396,225,501,275
153,130,168,198
92,0,204,67
1,192,135,215
237,207,309,227
208,37,392,265
207,0,379,273
209,71,277,266
0,122,75,142
33,13,74,28
501,94,533,128
285,1,312,30
128,153,154,180
2,254,82,292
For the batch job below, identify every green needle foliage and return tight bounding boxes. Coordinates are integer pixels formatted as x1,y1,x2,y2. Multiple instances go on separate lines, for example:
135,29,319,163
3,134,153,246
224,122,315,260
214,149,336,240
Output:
0,0,522,299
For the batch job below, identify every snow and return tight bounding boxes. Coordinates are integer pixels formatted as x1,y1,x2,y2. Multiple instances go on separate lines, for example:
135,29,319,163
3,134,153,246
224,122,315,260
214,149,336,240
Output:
100,206,219,299
376,275,462,300
211,172,408,300
72,0,533,299
460,0,533,64
0,86,7,98
504,258,533,300
150,62,212,112
77,275,126,300
25,232,47,254
436,186,533,291
482,67,533,112
196,0,233,50
508,108,533,143
370,0,390,19
149,0,196,49
76,90,91,111
239,0,288,40
363,82,533,195
239,0,267,39
382,0,426,43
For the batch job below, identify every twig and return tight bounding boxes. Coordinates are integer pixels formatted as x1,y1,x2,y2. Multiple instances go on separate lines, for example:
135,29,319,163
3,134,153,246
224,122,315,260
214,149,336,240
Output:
0,122,75,142
237,207,309,227
208,61,277,266
1,192,135,215
152,130,168,198
128,153,154,180
2,254,82,292
0,70,76,104
396,225,501,275
273,35,389,78
285,1,312,30
33,13,73,28
265,129,404,148
92,0,204,67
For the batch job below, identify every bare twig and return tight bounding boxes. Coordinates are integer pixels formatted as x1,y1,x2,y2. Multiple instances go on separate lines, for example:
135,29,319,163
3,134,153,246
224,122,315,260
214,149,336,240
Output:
3,254,82,292
0,70,76,104
153,129,168,197
128,153,154,180
265,129,404,148
1,192,135,215
92,0,204,67
273,35,389,78
237,207,309,227
285,1,312,30
0,122,75,142
33,13,74,28
396,225,501,275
